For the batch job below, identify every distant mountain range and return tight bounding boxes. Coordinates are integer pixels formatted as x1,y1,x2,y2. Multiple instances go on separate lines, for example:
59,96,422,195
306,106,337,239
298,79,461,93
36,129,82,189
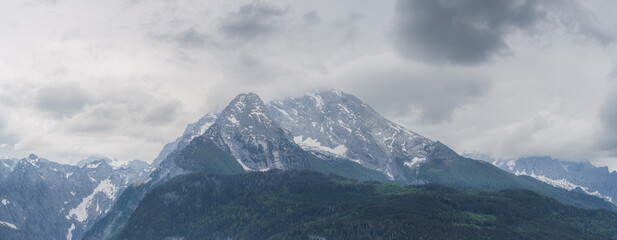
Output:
465,153,617,206
0,154,150,239
2,90,615,239
83,90,617,240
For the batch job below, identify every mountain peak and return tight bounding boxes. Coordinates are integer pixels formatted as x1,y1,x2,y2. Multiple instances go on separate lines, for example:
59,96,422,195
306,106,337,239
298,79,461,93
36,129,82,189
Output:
204,92,309,172
219,92,272,128
228,92,264,110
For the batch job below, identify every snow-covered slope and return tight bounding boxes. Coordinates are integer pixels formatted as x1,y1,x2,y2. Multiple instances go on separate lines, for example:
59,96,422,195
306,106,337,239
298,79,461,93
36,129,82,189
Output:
0,154,150,240
204,93,316,171
467,154,617,205
267,90,434,182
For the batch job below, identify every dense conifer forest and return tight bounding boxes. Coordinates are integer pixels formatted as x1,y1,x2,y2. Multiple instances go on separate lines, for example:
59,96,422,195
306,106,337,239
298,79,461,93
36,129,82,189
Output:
119,170,617,240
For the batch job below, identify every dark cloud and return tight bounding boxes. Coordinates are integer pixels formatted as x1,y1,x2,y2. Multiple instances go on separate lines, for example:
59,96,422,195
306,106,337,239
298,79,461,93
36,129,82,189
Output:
341,67,492,123
220,3,288,41
35,83,92,118
393,0,615,65
393,0,545,65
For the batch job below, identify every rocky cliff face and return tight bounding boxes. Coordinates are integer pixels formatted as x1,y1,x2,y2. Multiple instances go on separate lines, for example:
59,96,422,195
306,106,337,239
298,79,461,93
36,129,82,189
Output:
0,154,149,240
267,90,434,182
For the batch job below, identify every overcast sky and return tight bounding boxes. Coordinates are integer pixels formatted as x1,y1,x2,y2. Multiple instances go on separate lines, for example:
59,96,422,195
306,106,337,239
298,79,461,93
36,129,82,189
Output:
1,0,617,169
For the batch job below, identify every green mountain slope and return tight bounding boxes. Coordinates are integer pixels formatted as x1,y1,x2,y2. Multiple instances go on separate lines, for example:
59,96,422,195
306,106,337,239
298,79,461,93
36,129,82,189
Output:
420,142,617,211
119,170,617,240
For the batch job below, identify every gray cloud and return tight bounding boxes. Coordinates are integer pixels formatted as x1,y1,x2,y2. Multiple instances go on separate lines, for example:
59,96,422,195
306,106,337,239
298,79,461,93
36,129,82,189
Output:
23,0,60,6
393,0,545,65
340,67,492,123
149,28,209,49
142,100,181,125
35,83,92,118
598,85,617,156
554,0,616,46
2,0,616,168
0,118,16,148
303,10,321,27
393,0,614,65
335,13,364,43
220,3,288,41
595,67,617,157
175,28,208,48
64,102,129,134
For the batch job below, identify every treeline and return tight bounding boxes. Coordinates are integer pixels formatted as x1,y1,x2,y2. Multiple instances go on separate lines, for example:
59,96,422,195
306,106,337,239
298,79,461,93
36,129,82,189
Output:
119,170,617,240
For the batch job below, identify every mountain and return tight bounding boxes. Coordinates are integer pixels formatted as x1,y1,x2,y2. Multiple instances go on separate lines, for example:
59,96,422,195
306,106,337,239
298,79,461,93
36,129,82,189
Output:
468,154,617,205
120,170,617,240
265,90,614,209
267,90,432,183
85,90,617,239
84,92,389,240
0,154,149,240
82,111,226,240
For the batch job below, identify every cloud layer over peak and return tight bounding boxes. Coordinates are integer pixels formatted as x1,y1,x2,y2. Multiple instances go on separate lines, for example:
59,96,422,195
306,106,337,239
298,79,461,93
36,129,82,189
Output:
0,0,616,170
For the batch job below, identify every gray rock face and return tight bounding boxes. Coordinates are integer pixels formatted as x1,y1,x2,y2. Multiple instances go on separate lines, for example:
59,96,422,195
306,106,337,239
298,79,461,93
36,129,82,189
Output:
152,113,218,168
205,93,313,171
0,155,150,240
267,90,434,182
468,154,617,205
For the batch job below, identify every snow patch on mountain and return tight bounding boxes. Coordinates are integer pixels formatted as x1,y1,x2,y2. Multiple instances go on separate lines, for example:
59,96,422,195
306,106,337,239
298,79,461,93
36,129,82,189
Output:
86,162,102,169
196,116,216,138
307,91,324,108
25,156,39,166
293,136,347,157
0,221,17,230
108,160,125,169
507,160,516,171
67,179,118,223
66,223,75,240
227,115,239,125
515,170,613,203
237,161,251,171
404,157,427,169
